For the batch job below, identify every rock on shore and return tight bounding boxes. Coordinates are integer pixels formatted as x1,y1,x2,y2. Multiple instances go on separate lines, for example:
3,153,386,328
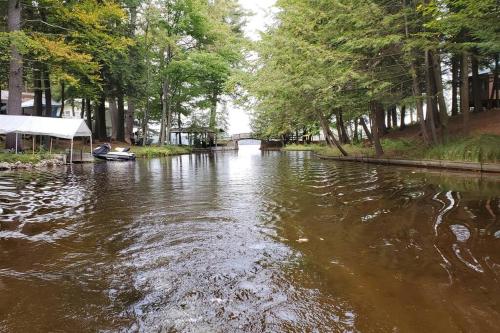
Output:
0,158,65,171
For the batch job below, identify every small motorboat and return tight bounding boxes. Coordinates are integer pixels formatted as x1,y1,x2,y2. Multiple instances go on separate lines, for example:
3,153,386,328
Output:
93,143,136,161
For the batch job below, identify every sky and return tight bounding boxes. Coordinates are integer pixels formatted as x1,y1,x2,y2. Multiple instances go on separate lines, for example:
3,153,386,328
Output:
227,0,276,135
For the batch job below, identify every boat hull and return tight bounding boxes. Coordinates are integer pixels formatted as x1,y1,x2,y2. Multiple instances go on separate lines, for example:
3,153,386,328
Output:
94,153,136,161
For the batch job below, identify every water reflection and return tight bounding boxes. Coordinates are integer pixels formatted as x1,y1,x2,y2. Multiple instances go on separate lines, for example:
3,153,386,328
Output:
0,150,499,332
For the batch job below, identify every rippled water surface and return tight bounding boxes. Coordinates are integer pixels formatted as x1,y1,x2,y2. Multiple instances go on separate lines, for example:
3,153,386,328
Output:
1,147,500,332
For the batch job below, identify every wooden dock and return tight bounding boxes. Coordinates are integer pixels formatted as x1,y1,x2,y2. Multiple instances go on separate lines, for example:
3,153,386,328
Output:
65,150,94,163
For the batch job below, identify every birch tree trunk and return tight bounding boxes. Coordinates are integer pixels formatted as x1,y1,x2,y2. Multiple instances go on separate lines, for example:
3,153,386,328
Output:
124,5,137,145
117,91,125,141
6,0,23,149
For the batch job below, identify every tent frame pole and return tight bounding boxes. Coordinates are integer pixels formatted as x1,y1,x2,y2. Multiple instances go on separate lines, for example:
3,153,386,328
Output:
15,133,18,154
32,136,35,154
49,137,53,155
70,139,73,164
90,136,93,153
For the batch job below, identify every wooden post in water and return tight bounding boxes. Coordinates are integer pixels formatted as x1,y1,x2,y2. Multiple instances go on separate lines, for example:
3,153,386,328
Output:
70,139,73,164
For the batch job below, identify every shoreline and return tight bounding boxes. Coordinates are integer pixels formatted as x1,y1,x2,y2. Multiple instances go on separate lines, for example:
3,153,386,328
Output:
314,153,500,173
0,157,66,170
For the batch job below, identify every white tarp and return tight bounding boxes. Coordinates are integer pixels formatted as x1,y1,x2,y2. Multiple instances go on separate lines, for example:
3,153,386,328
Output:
0,115,91,139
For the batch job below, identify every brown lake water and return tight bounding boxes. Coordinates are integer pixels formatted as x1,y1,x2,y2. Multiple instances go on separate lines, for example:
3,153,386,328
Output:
1,146,499,332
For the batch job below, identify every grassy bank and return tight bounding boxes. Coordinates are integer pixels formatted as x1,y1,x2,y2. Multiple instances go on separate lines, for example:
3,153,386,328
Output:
0,152,51,164
282,144,321,151
312,134,500,163
130,145,192,158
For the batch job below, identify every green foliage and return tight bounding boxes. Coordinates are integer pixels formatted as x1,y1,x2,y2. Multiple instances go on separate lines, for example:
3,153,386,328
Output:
242,0,497,156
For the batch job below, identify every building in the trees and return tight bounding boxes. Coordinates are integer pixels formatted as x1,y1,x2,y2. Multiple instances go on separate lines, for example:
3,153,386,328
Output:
469,71,500,109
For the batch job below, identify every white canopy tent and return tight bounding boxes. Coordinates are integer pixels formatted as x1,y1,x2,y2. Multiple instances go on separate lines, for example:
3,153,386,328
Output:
0,115,92,163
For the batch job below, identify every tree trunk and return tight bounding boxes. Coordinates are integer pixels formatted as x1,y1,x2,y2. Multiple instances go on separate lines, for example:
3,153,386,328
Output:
353,119,359,143
60,81,65,118
318,112,348,156
425,50,438,144
430,50,448,140
124,5,137,145
6,0,23,149
412,65,429,144
177,107,182,144
461,52,470,134
386,109,392,130
208,90,218,146
471,55,483,112
159,81,167,145
400,105,406,130
43,66,52,117
359,116,373,143
370,102,384,157
116,91,125,141
490,54,499,108
86,99,92,132
108,97,118,140
96,95,107,140
209,91,217,129
125,98,134,144
34,64,43,116
161,80,171,145
142,96,149,147
451,54,459,115
339,110,350,144
80,98,84,119
377,105,386,136
404,0,429,144
335,112,342,142
391,106,397,128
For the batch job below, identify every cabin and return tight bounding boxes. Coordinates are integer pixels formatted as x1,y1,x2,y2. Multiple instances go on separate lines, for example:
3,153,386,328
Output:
20,99,62,117
469,71,500,108
0,90,36,114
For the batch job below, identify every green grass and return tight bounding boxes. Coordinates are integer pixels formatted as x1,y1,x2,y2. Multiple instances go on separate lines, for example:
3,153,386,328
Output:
313,135,500,163
313,143,373,157
425,135,500,163
131,145,192,158
0,152,53,164
282,143,323,151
